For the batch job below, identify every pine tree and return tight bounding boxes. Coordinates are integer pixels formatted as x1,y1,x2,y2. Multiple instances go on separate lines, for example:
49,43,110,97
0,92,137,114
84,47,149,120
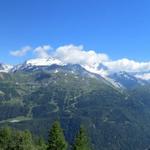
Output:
72,126,91,150
13,130,36,150
0,127,12,149
0,127,36,150
36,137,47,150
47,121,68,150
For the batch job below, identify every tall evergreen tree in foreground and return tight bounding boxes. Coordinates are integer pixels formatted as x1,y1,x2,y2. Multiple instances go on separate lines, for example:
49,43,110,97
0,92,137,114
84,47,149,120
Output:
72,126,91,150
0,127,12,150
47,121,68,150
0,127,36,150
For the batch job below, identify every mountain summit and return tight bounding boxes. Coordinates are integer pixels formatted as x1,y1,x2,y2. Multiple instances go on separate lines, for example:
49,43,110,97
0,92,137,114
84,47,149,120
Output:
0,63,13,73
1,57,150,89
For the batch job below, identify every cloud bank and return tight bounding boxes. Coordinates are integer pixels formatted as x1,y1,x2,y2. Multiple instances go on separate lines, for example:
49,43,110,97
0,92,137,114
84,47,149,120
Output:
55,45,109,67
54,45,150,75
10,44,150,79
34,45,52,58
10,46,32,57
104,59,150,72
10,45,52,58
135,73,150,80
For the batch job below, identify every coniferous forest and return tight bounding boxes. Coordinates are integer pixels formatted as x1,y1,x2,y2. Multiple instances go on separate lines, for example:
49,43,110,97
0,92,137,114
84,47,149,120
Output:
0,121,91,150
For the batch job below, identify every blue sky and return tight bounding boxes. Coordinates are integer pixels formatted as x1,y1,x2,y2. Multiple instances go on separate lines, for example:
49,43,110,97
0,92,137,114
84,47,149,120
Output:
0,0,150,64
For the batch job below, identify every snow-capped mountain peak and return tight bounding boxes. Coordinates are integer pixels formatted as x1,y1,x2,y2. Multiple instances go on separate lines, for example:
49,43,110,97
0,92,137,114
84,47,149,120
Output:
1,57,149,90
12,57,64,72
0,63,13,73
25,57,63,66
82,63,109,77
108,71,147,89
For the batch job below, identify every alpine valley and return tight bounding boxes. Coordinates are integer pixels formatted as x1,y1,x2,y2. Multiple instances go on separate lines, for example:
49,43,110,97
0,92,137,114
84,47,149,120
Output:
1,57,150,150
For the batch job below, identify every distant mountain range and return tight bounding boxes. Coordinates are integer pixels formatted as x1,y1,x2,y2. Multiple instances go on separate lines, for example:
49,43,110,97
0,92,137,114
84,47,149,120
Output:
0,57,150,89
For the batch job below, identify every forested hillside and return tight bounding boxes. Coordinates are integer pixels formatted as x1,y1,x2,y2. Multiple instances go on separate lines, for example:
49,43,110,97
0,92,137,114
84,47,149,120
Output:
0,67,150,150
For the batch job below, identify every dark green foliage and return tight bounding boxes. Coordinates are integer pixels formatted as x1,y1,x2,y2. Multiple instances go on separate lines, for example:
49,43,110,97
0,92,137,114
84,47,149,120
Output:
0,127,12,149
0,127,36,150
0,127,46,150
0,123,91,150
47,121,68,150
0,104,28,121
32,104,56,118
35,137,47,150
72,126,91,150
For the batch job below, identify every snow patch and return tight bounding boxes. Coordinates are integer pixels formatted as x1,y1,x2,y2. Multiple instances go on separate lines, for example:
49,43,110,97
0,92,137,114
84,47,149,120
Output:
26,57,63,66
0,64,13,73
135,73,150,80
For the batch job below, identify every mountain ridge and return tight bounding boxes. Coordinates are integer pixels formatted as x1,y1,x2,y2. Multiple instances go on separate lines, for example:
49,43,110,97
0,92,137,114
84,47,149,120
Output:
0,57,149,89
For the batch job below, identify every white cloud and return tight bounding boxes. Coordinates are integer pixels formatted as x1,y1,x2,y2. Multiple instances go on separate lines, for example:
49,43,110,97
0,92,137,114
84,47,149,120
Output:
104,58,150,72
34,45,52,58
53,44,150,77
9,44,150,78
10,45,53,58
55,44,109,67
136,73,150,80
10,46,32,57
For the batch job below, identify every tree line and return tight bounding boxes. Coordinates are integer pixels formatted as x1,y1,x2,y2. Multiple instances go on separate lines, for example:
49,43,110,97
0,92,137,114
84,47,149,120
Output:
0,121,91,150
